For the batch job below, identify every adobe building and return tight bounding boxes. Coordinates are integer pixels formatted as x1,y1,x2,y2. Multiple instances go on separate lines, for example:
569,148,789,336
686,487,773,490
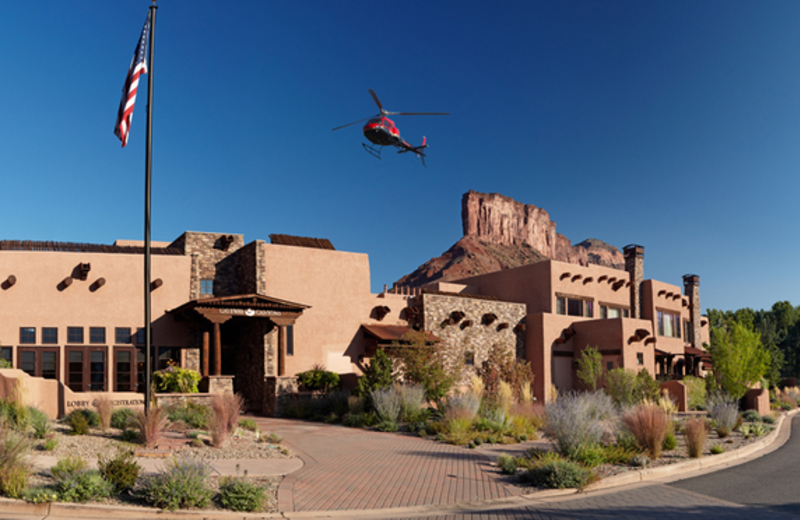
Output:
406,244,710,401
0,231,708,416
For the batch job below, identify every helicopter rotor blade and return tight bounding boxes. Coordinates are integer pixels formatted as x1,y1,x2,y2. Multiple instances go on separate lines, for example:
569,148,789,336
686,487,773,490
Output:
332,115,379,132
368,89,384,113
391,111,450,116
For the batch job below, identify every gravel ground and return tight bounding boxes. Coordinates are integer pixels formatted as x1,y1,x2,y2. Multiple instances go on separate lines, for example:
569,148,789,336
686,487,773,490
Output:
27,422,292,513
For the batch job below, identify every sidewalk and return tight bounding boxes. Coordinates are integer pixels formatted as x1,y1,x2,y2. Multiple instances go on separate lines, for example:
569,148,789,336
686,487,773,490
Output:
0,409,795,520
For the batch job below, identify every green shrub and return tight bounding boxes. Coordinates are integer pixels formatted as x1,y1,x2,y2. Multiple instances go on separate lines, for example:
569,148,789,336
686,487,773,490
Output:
297,369,340,392
544,391,617,460
168,403,211,429
710,444,725,455
605,368,638,407
152,363,202,393
354,348,394,398
140,456,213,510
376,420,398,432
663,432,678,451
68,412,90,435
522,452,597,490
42,434,58,451
219,476,267,512
570,444,606,468
741,410,761,423
22,486,58,504
762,414,776,424
497,453,517,475
239,418,257,431
51,455,88,481
68,408,100,427
1,397,30,431
602,444,640,465
121,428,140,443
98,448,141,493
56,470,115,503
111,408,137,430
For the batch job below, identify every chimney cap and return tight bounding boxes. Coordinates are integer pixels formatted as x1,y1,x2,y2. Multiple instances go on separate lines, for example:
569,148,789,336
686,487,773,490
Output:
623,244,645,257
683,274,700,285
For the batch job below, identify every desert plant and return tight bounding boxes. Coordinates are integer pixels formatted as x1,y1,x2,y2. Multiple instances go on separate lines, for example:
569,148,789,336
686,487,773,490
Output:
22,486,58,504
663,432,678,451
51,454,88,480
683,416,709,458
544,391,617,460
710,444,725,455
209,393,244,448
707,393,739,437
0,422,33,498
42,434,58,451
621,403,669,459
445,392,481,423
741,409,761,423
238,418,257,431
392,330,464,407
140,456,213,511
762,414,776,424
56,470,115,503
68,408,100,427
476,342,535,403
132,406,170,448
497,453,517,475
111,407,137,430
370,386,401,423
167,402,211,430
397,384,427,423
605,368,638,407
94,395,113,431
576,346,603,390
98,448,141,493
497,380,515,415
29,408,51,439
152,361,202,393
219,474,267,512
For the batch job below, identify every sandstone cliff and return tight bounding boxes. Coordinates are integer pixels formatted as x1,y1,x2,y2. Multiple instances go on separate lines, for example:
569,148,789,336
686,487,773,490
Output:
395,190,624,287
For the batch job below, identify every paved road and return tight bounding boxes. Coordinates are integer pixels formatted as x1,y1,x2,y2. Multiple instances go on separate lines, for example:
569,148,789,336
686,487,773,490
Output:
670,414,800,517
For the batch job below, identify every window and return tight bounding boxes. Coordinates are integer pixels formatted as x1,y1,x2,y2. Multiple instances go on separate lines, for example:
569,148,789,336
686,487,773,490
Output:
684,320,694,344
19,327,36,344
464,351,475,366
114,347,139,392
607,361,614,371
17,348,59,380
67,327,84,344
136,328,146,345
115,327,132,344
557,296,593,317
0,347,11,366
200,279,214,295
657,311,681,338
90,327,106,344
66,347,106,392
637,352,644,366
286,325,294,356
158,347,182,370
600,306,630,319
42,327,58,344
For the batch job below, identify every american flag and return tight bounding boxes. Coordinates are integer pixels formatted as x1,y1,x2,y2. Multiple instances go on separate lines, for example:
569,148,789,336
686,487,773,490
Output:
114,13,151,147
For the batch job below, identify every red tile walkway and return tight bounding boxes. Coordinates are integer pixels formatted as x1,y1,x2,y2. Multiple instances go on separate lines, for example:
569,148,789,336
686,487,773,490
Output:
253,417,522,512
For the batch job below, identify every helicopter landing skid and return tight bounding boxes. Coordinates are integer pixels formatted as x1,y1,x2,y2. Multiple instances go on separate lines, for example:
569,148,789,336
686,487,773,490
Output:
362,142,382,160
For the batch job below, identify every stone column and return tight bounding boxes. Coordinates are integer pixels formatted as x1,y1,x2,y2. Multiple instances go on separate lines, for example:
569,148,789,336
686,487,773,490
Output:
623,244,645,319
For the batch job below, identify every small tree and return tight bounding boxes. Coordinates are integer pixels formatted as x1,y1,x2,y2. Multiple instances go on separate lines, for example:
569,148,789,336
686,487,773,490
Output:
355,348,394,397
391,331,462,407
576,346,603,391
708,321,770,400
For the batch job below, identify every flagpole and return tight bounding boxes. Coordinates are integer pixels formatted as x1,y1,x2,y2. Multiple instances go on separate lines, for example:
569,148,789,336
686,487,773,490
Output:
144,0,157,414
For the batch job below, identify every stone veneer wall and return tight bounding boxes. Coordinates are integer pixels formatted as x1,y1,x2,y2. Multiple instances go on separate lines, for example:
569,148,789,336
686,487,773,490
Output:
264,376,299,416
236,241,267,295
421,293,526,379
170,232,245,299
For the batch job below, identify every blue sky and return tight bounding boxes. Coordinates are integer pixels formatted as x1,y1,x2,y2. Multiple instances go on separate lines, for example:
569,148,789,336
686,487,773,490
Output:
3,1,800,314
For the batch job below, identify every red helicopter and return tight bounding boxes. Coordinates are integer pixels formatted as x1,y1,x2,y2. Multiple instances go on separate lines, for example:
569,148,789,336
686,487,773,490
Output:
332,89,449,166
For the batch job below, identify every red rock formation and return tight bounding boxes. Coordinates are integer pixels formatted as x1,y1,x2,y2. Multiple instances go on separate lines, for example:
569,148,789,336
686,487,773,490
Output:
395,191,624,288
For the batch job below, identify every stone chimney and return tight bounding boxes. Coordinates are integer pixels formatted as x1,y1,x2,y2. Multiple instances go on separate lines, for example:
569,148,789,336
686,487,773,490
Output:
683,274,702,350
623,245,644,319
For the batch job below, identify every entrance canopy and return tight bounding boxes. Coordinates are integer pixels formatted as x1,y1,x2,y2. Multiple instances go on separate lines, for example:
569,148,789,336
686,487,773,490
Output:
169,294,309,377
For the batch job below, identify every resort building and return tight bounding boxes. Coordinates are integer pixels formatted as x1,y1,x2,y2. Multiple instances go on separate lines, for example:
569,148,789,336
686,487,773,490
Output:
0,232,708,417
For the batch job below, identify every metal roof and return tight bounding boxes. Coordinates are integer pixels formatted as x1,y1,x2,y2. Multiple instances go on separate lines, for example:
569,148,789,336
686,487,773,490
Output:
361,324,439,343
269,234,335,250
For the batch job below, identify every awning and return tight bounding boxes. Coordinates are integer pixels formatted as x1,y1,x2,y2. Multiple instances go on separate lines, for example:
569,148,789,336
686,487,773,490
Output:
685,346,711,358
361,324,439,343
